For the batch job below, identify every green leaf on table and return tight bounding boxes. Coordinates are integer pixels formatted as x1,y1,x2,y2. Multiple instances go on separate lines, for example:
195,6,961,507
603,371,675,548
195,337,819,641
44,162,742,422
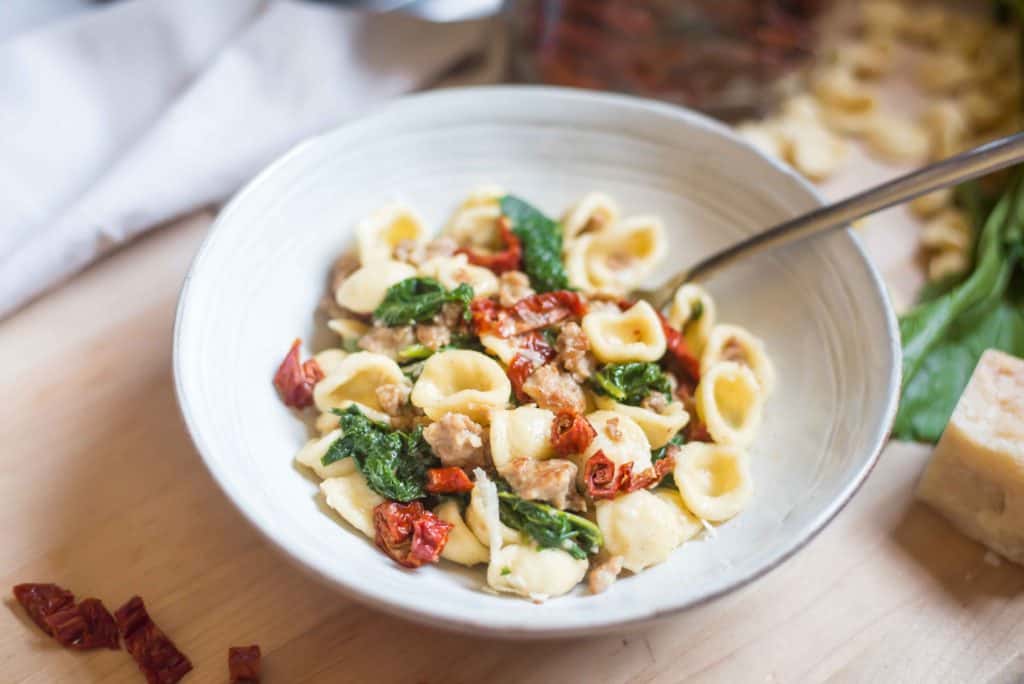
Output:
500,195,570,293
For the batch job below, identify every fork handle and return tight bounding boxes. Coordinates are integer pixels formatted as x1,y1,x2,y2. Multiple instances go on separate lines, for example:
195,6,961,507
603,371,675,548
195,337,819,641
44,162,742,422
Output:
647,132,1024,308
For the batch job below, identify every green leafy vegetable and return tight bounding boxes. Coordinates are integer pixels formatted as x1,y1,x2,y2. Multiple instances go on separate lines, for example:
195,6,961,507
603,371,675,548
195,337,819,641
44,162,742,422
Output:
398,344,434,362
497,491,602,560
322,406,438,501
590,362,672,406
341,337,361,353
500,566,512,576
373,277,473,327
500,195,570,293
895,175,1024,441
651,432,685,490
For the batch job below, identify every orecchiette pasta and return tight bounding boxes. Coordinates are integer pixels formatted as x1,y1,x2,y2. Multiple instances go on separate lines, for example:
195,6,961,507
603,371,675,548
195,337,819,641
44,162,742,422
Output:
356,204,425,264
695,361,765,447
321,471,385,537
920,209,971,252
418,254,499,298
592,395,689,450
921,101,968,161
701,324,775,395
444,185,505,250
279,190,776,599
313,352,407,420
674,443,753,522
434,500,489,566
295,429,355,479
486,544,588,598
583,301,667,363
668,283,716,355
909,188,953,219
410,350,510,424
811,66,877,114
313,348,348,377
577,411,652,486
467,472,519,548
334,260,417,314
326,318,370,344
489,406,556,472
595,490,689,572
865,115,931,164
561,192,620,244
585,216,667,291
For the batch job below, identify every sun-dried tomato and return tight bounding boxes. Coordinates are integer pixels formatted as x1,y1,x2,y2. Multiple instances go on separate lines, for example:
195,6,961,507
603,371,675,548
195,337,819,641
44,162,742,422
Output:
471,291,587,338
506,331,558,402
115,596,193,684
273,338,324,409
229,645,262,683
584,450,626,500
373,501,453,569
550,410,597,456
45,598,120,650
456,216,523,274
686,419,713,443
425,466,474,494
12,583,75,635
657,312,701,396
622,453,677,493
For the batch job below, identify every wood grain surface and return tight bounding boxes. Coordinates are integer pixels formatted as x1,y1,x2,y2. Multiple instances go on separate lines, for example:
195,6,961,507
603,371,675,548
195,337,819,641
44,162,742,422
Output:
1,195,1023,684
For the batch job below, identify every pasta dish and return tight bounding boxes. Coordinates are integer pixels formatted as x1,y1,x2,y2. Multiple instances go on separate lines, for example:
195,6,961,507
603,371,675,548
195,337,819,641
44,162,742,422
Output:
273,189,774,600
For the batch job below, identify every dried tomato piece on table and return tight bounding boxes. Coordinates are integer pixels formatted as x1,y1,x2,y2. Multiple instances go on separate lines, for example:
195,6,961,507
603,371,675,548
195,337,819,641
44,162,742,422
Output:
550,410,597,456
229,644,262,683
45,598,120,650
456,216,523,274
273,338,324,409
471,290,587,338
115,596,193,684
425,466,474,494
12,583,75,635
373,501,453,568
506,331,558,402
583,450,626,500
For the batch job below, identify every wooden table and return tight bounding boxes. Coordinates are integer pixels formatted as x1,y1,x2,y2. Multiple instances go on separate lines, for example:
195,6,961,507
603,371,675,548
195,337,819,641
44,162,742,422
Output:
3,119,1024,684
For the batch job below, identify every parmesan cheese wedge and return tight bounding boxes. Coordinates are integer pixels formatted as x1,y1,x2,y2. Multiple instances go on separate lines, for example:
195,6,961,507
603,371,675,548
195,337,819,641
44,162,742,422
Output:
916,350,1024,564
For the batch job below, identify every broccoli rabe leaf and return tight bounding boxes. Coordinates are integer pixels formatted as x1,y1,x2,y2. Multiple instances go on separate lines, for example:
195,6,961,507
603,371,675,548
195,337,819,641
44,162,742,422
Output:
497,491,602,560
651,432,685,490
500,195,570,293
322,405,438,501
590,362,672,406
373,277,473,327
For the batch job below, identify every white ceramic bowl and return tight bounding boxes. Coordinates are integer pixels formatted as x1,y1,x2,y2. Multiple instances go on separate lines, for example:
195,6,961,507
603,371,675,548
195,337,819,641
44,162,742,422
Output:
174,86,900,637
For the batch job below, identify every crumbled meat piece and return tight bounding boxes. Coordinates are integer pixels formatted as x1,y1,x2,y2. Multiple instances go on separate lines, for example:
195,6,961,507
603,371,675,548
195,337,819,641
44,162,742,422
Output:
641,392,668,413
521,364,587,415
605,416,623,441
394,237,457,266
437,302,467,330
555,322,596,382
498,270,535,307
502,457,581,510
722,338,748,364
415,324,451,350
422,413,490,469
376,383,411,417
357,324,415,359
329,251,361,294
588,555,624,594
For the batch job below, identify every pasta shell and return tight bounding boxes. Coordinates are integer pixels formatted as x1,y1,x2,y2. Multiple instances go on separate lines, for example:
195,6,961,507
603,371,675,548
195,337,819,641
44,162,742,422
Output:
562,192,620,244
435,500,489,567
410,350,511,424
295,429,355,480
582,300,667,363
321,472,385,537
595,490,690,572
695,361,765,447
673,443,753,522
667,283,716,355
592,395,689,450
313,352,407,419
489,406,556,473
356,204,425,265
334,260,417,315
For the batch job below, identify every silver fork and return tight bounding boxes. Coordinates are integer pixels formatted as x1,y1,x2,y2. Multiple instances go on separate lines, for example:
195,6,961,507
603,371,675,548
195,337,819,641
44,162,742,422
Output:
636,132,1024,310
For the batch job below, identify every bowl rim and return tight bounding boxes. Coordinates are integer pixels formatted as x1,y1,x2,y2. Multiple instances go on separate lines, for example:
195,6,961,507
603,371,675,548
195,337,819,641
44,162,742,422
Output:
173,84,901,637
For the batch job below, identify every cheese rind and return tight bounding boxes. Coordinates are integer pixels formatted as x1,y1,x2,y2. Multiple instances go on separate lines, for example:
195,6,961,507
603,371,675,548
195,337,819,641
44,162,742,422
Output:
916,350,1024,564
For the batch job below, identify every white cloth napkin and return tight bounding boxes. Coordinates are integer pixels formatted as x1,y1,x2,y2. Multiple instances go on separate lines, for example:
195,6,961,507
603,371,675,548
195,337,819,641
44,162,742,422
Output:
0,0,494,318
